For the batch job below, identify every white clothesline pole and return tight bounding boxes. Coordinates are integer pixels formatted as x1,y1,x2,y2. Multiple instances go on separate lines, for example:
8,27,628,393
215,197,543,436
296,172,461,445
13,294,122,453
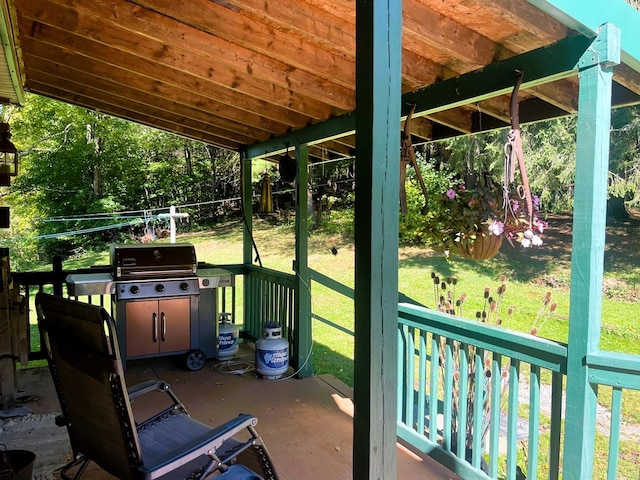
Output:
158,206,189,243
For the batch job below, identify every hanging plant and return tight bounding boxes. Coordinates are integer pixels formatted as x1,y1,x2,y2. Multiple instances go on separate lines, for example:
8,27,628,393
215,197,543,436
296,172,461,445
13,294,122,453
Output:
424,72,547,260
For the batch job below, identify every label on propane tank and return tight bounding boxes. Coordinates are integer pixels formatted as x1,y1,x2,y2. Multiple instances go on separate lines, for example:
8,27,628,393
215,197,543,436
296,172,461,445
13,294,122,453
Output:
257,348,289,368
219,332,238,349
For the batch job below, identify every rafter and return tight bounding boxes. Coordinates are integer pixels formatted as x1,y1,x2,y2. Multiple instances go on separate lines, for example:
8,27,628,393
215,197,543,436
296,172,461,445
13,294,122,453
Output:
27,65,270,144
130,0,356,88
20,38,291,135
30,81,242,148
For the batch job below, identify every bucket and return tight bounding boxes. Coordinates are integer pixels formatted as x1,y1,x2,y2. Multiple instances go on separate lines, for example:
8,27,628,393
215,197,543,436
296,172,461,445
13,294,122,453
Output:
255,323,289,379
0,445,35,480
218,312,239,360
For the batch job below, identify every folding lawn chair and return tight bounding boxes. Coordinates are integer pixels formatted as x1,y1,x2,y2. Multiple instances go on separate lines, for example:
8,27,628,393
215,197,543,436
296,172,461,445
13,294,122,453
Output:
36,292,278,480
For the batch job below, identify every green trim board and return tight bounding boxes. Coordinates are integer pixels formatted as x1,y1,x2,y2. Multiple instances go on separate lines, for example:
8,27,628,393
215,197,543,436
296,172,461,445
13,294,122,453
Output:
245,34,593,159
528,0,640,73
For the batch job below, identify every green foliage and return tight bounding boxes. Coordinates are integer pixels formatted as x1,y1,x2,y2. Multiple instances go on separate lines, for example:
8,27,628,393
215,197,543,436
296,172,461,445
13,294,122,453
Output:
523,118,577,212
399,161,452,246
1,94,242,265
609,106,640,207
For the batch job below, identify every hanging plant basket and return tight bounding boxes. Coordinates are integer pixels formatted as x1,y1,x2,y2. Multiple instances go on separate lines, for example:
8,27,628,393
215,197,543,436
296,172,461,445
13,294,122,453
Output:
457,230,503,261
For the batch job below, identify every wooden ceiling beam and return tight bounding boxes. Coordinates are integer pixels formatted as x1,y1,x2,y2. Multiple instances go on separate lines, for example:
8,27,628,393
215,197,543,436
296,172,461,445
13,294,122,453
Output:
219,0,355,58
17,18,318,129
20,38,289,135
334,135,356,149
400,50,442,90
528,79,578,113
17,0,354,117
130,0,356,88
31,0,355,114
29,81,242,149
426,108,474,134
27,66,267,145
406,116,434,141
403,0,496,69
310,140,354,158
405,0,576,115
420,0,568,50
614,64,640,97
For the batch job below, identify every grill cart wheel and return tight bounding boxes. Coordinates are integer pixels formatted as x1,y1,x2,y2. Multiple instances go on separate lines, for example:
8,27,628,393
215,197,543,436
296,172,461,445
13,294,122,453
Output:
185,349,207,371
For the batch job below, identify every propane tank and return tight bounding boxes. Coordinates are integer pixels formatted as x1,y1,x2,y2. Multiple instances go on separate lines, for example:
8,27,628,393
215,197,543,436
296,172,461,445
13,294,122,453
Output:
217,312,239,360
255,322,289,379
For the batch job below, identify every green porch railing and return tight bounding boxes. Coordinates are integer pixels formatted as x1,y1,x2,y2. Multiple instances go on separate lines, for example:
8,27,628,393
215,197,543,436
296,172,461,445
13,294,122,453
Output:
586,351,640,480
242,264,296,341
397,302,568,480
397,302,640,480
309,268,355,336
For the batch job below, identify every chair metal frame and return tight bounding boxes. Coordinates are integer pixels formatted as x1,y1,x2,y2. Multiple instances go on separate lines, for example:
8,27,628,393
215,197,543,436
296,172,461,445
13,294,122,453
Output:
36,292,277,480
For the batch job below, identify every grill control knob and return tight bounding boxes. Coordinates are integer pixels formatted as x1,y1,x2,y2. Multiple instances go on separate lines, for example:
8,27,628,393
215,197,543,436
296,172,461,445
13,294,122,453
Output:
179,282,190,292
155,284,165,294
202,278,210,287
129,285,139,295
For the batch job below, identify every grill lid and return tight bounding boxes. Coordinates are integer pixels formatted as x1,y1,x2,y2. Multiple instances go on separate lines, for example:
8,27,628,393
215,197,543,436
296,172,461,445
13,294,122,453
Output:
110,243,197,279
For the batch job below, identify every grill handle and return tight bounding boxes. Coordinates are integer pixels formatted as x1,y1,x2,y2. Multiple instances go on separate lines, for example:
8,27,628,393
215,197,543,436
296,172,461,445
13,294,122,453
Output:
161,312,166,341
152,312,158,343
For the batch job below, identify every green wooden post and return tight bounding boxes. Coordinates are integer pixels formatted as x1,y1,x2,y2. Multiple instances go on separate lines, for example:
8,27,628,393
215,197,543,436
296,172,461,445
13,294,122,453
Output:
241,151,253,266
241,151,256,334
353,0,402,477
294,143,313,377
563,23,620,480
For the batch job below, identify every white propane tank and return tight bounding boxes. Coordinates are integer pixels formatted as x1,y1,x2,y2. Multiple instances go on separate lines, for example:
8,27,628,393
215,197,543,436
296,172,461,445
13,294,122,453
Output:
217,312,239,360
255,322,289,379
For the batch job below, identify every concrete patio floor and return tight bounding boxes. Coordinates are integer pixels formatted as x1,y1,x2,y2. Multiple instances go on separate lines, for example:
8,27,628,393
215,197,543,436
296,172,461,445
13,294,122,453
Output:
2,343,460,480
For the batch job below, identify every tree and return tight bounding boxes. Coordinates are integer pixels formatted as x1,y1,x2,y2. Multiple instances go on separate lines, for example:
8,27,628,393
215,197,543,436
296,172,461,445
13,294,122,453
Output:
1,94,241,266
608,106,640,218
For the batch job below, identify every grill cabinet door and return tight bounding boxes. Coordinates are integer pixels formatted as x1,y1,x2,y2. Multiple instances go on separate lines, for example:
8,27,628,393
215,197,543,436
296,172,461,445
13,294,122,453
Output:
158,298,190,353
125,298,190,357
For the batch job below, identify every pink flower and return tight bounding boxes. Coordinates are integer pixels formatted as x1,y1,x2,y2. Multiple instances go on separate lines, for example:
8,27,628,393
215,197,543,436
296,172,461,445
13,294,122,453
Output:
446,189,457,199
535,219,548,233
488,220,504,236
533,195,541,210
511,200,519,212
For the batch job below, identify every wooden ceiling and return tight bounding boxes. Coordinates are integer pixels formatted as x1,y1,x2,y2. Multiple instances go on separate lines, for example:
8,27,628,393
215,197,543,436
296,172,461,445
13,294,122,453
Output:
5,0,640,162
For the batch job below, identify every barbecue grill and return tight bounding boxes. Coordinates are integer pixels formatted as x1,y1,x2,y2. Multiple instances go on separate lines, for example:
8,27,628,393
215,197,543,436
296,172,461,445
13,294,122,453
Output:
66,243,233,371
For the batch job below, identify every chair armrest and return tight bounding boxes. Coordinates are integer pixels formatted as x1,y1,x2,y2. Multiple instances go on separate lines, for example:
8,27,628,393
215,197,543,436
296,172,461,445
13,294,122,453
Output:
128,380,168,400
129,380,188,420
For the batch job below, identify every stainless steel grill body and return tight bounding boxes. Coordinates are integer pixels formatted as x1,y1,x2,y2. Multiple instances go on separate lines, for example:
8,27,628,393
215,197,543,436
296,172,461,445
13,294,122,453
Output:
66,243,233,370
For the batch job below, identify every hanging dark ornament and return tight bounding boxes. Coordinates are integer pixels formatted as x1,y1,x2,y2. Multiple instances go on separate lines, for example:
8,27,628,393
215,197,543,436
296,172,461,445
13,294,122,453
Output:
279,144,296,183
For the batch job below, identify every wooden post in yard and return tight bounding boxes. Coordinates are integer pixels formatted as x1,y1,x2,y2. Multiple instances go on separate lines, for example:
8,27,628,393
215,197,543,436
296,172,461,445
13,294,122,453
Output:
0,247,15,409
